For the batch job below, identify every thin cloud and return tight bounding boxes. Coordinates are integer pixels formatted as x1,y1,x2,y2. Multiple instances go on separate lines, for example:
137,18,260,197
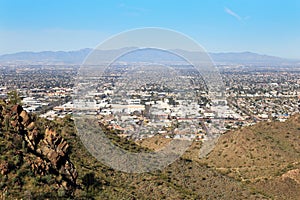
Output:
118,3,149,16
224,7,242,21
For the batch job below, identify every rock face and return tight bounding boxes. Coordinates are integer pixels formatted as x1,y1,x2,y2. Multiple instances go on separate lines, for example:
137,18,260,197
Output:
282,168,300,184
29,157,50,176
39,128,70,166
1,102,78,193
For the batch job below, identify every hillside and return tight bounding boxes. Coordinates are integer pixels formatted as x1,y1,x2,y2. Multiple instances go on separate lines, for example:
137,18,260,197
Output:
202,115,300,199
1,99,300,199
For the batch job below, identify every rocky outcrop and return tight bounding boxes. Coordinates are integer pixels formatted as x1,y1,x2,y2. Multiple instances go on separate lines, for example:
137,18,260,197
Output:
38,128,70,166
282,168,300,184
28,157,50,176
1,102,78,193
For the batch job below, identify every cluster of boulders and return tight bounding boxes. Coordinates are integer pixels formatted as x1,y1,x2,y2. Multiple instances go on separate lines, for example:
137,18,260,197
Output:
1,103,78,192
38,128,69,166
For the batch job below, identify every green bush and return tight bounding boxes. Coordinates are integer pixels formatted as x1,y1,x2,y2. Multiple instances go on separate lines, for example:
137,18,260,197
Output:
57,187,66,197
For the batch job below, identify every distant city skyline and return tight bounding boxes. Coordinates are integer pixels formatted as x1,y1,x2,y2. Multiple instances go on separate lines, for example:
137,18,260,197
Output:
0,0,300,59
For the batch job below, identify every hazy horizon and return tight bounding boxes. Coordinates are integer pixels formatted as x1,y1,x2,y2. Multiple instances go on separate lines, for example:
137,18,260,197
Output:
0,47,298,60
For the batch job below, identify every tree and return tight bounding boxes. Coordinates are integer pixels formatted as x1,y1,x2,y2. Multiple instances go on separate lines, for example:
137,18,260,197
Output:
82,172,97,193
7,90,22,105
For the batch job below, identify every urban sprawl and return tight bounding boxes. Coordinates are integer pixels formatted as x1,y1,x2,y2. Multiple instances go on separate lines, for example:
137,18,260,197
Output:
1,64,299,142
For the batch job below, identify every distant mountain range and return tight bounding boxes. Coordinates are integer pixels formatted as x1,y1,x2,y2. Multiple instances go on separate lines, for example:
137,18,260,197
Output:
0,48,299,66
0,49,92,64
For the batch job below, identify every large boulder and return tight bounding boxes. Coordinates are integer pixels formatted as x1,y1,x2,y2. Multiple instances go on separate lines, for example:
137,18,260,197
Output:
11,104,23,115
25,128,39,150
0,161,9,175
19,110,31,126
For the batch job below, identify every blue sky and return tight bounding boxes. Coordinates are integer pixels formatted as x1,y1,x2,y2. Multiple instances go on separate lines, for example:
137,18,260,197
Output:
0,0,299,59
